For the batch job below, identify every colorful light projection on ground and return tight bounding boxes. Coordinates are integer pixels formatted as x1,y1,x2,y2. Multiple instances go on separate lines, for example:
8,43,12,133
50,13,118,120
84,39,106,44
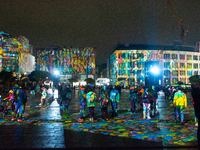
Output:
36,47,95,75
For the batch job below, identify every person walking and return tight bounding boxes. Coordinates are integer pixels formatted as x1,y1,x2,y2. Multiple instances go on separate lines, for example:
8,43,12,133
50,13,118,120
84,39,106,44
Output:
173,87,187,124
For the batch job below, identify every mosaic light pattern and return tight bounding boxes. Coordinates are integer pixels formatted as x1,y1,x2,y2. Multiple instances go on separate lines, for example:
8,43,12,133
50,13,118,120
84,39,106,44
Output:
36,47,95,76
0,90,198,147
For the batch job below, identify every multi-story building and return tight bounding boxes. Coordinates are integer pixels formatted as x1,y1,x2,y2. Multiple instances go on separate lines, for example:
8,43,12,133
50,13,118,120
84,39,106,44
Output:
36,46,96,82
110,44,199,87
0,31,34,77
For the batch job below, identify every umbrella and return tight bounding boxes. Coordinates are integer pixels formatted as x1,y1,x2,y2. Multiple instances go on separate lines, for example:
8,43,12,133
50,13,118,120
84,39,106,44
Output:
84,78,95,84
21,77,29,82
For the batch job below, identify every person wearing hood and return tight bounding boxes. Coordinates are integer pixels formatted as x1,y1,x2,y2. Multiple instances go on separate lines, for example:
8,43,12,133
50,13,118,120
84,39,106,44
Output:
173,87,187,124
86,88,96,122
110,85,120,117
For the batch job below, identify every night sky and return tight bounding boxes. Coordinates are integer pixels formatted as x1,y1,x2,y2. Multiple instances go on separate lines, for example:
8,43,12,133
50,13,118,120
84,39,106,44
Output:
1,0,200,65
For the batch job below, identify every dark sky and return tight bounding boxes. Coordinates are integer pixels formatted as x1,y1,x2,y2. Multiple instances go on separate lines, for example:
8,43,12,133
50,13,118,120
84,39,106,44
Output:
1,0,200,65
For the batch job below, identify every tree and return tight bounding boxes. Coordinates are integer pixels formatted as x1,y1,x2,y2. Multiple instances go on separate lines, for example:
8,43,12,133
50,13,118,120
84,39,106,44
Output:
0,71,13,85
189,75,200,85
28,70,52,83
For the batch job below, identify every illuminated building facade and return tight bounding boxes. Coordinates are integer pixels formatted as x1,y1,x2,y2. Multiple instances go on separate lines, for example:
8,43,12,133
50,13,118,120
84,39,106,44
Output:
110,44,198,86
0,31,34,77
36,46,96,81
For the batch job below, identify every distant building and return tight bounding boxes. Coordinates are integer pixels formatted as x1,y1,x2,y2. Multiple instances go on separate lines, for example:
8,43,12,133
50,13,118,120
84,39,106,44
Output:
36,46,96,82
110,44,199,87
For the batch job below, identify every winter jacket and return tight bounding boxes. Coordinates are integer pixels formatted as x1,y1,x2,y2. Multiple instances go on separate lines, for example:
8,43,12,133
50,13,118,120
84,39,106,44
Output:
99,90,109,107
15,89,27,104
86,91,96,107
78,90,86,104
142,90,150,103
173,90,187,108
129,90,138,101
110,90,120,103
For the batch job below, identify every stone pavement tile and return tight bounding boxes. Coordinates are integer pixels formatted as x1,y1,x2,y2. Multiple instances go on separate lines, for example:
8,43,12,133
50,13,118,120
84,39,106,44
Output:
48,139,65,144
42,143,56,148
55,143,65,148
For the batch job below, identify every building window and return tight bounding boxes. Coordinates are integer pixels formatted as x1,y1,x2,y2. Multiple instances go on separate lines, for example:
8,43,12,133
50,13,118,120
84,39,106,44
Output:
194,71,198,75
180,70,185,76
194,63,198,69
187,70,192,76
172,70,178,76
172,78,178,84
180,63,185,69
187,55,192,60
172,54,177,59
164,70,170,76
172,62,178,69
180,54,185,60
164,54,170,59
164,78,170,84
193,55,198,60
164,62,170,69
187,63,192,69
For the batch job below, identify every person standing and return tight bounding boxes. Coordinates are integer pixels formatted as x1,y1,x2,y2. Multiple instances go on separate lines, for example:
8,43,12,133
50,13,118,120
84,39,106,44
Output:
86,88,96,122
129,86,138,115
110,85,120,117
173,87,187,124
99,85,109,120
12,86,27,122
142,87,151,119
39,87,47,106
78,86,86,122
191,83,200,148
63,85,72,117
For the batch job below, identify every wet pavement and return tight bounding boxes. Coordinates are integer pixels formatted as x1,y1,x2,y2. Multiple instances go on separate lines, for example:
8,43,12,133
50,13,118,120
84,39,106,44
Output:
0,88,199,149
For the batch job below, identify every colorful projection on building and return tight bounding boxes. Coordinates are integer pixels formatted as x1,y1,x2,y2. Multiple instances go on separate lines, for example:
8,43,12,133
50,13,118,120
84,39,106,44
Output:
111,50,200,86
0,36,31,74
36,47,95,75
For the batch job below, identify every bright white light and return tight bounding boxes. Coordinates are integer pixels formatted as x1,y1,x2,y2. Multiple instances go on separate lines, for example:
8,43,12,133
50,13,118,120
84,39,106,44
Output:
54,70,60,75
150,66,159,75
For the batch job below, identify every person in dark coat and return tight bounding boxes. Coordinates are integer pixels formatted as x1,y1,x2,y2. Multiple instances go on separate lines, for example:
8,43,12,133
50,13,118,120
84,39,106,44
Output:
191,83,200,148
